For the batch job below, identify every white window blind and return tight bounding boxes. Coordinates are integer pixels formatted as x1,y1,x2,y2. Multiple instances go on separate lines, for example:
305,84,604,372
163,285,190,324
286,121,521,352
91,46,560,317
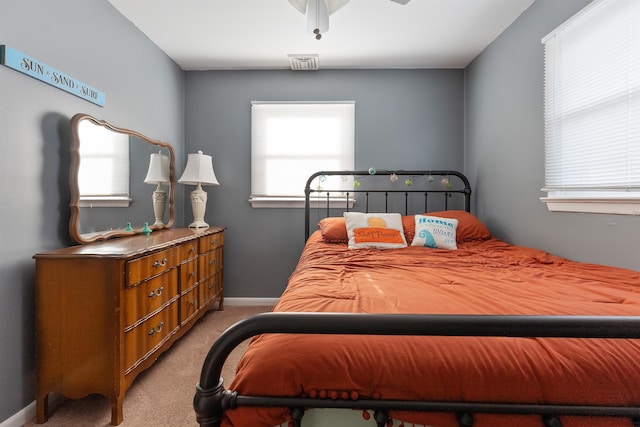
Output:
250,101,355,208
78,120,130,206
541,0,640,214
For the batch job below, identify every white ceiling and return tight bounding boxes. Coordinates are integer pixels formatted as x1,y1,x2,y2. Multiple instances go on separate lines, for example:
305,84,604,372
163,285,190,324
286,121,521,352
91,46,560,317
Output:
107,0,535,71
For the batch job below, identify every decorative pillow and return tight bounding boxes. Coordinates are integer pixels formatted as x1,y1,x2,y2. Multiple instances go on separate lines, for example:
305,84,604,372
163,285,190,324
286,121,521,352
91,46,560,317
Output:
411,215,458,250
343,212,407,249
319,210,490,244
319,216,416,244
318,217,349,243
403,210,491,243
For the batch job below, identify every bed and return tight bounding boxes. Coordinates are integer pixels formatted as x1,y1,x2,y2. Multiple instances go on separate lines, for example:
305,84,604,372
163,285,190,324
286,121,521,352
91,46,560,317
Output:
194,170,640,427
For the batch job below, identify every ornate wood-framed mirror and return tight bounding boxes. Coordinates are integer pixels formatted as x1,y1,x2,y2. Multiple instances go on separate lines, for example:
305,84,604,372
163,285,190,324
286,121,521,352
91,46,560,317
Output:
69,113,175,244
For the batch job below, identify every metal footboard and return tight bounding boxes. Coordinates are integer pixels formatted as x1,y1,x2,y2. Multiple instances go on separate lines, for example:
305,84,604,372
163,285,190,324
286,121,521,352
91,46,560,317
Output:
194,312,640,427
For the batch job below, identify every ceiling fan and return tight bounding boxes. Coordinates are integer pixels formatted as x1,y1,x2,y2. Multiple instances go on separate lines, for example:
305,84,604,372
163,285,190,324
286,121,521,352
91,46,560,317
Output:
288,0,412,40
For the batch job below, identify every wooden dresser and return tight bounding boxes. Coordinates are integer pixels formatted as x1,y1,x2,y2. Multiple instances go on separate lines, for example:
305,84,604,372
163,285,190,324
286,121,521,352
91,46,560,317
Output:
33,227,224,425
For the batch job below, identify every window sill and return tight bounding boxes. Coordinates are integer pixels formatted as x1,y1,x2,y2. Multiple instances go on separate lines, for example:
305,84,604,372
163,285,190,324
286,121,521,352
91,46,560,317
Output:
79,196,132,208
540,197,640,215
249,197,355,209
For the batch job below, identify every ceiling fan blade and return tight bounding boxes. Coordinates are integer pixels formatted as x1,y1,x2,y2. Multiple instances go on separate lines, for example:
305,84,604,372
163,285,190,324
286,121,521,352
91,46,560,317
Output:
288,0,307,14
389,0,411,4
307,0,330,36
326,0,349,14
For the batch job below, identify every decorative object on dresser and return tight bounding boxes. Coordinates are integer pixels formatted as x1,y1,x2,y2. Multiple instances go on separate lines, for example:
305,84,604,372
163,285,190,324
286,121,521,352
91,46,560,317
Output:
34,227,225,426
178,150,220,228
144,151,171,226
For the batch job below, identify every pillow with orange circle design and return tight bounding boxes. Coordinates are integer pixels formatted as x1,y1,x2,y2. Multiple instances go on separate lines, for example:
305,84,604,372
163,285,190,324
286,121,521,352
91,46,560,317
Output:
343,212,408,249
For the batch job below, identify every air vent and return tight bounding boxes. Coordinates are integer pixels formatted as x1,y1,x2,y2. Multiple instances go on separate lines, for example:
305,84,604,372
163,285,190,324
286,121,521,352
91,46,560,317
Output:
288,54,319,71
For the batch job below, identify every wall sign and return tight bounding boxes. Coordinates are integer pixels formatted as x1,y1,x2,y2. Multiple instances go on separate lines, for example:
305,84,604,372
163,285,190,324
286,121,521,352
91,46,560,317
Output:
1,45,105,107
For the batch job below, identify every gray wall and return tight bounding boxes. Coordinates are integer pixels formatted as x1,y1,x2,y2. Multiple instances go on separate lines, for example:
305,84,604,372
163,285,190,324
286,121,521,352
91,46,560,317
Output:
465,0,640,271
4,0,638,423
0,0,185,422
184,69,465,298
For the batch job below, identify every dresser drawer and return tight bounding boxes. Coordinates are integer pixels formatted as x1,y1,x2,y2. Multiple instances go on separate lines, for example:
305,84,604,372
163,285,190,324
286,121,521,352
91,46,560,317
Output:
126,247,180,286
199,231,224,254
199,247,222,281
180,286,199,326
124,302,179,373
124,269,179,328
178,240,198,262
199,274,222,307
180,258,198,292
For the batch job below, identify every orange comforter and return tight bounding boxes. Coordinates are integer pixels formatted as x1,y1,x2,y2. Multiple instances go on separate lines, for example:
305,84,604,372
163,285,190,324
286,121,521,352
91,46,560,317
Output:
224,232,640,427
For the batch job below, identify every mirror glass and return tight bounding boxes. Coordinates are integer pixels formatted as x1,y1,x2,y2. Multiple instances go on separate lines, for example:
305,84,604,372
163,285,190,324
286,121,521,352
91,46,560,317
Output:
69,113,175,244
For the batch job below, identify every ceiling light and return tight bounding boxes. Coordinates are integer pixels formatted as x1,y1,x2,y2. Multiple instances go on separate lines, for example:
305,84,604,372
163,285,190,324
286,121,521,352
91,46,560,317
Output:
288,0,348,39
288,0,411,39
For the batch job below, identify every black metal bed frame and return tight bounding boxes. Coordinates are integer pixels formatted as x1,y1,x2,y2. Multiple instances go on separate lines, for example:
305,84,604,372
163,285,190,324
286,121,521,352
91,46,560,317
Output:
194,313,640,427
194,170,640,427
303,170,472,241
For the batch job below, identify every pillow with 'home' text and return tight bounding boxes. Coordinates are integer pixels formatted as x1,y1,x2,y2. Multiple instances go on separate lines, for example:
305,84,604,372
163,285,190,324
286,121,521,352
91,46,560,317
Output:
403,210,490,243
344,212,407,249
411,215,458,250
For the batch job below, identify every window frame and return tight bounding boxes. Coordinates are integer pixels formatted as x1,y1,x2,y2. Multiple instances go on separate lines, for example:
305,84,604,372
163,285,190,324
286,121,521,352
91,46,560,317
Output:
540,0,640,215
249,101,355,209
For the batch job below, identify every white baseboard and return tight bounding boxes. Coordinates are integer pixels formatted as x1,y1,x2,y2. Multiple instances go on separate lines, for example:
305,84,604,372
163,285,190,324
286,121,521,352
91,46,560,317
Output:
224,297,278,306
1,401,35,427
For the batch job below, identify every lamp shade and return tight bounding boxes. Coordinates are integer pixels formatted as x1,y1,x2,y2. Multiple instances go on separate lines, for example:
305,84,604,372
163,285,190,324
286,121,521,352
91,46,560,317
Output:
178,150,220,186
144,151,170,184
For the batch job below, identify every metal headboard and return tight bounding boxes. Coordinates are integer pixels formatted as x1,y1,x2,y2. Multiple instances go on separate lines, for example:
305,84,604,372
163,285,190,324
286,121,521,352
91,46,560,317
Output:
304,170,472,241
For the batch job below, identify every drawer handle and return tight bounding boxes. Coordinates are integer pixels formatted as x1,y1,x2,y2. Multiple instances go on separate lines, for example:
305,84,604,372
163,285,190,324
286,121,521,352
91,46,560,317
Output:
210,239,218,246
148,286,164,298
153,258,168,268
189,271,195,278
189,301,196,308
148,321,165,336
208,282,216,290
189,246,195,253
209,259,217,266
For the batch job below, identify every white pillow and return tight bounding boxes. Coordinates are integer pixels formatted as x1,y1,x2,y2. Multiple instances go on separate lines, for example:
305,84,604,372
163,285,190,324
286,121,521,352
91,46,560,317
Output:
411,215,458,250
343,212,407,249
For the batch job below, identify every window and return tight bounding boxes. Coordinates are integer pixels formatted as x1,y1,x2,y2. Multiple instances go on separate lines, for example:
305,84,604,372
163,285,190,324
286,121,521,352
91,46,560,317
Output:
77,120,131,207
249,101,355,208
540,0,640,215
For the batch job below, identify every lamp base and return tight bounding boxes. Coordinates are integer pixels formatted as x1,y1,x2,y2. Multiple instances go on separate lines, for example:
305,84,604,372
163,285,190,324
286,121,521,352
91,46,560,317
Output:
188,220,210,229
151,186,167,227
188,184,210,229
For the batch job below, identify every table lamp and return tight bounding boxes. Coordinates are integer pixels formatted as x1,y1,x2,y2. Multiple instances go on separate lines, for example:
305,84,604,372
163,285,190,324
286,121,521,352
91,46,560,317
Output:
178,150,220,228
144,151,170,226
